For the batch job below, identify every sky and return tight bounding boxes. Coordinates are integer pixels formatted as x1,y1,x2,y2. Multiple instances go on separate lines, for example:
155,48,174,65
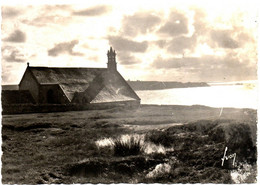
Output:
1,0,258,84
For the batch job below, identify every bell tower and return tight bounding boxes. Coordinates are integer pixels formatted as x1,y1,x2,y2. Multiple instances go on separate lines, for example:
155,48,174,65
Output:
107,46,117,71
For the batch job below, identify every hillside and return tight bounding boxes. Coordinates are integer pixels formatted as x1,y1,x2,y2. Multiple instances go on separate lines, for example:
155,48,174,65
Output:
2,85,19,90
1,105,257,183
127,81,209,90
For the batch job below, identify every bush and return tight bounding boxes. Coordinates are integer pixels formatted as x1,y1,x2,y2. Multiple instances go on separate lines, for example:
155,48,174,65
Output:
113,135,143,156
209,122,256,163
145,131,173,147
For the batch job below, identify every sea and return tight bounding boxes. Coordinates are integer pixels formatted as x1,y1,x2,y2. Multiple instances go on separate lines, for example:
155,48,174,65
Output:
136,81,258,109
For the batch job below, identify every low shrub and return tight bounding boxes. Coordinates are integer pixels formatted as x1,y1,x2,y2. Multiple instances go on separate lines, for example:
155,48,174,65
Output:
145,130,173,147
209,122,256,163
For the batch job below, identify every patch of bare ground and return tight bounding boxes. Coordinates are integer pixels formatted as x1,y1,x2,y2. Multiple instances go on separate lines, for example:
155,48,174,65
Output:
1,105,257,183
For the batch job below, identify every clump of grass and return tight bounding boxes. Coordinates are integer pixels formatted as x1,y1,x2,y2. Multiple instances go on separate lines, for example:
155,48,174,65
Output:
95,138,114,149
95,134,144,156
114,135,144,156
96,134,170,156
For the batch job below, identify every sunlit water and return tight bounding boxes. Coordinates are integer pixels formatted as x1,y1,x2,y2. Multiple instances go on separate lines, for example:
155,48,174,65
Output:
136,83,258,109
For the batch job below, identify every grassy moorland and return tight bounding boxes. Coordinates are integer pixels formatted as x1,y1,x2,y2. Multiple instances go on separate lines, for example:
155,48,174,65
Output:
1,105,257,184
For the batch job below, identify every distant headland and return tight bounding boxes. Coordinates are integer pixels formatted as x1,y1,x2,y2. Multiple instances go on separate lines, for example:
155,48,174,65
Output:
127,81,209,91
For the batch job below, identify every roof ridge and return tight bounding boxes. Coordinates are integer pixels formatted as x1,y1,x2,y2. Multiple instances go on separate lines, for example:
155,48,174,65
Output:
28,66,107,69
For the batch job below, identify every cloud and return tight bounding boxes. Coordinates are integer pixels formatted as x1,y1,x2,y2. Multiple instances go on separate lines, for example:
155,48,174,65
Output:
117,52,140,65
21,6,73,27
5,50,26,63
210,30,239,48
2,47,26,63
192,8,209,36
152,55,256,81
1,64,26,85
108,36,148,53
22,15,72,27
154,35,197,54
236,31,254,44
152,55,243,69
152,56,200,69
87,56,99,62
191,8,250,50
158,10,189,37
121,11,161,37
1,71,11,84
48,40,83,56
1,6,21,19
72,5,111,16
167,35,197,54
42,5,72,11
154,40,168,48
1,69,15,84
3,30,26,43
19,5,74,27
153,10,197,54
